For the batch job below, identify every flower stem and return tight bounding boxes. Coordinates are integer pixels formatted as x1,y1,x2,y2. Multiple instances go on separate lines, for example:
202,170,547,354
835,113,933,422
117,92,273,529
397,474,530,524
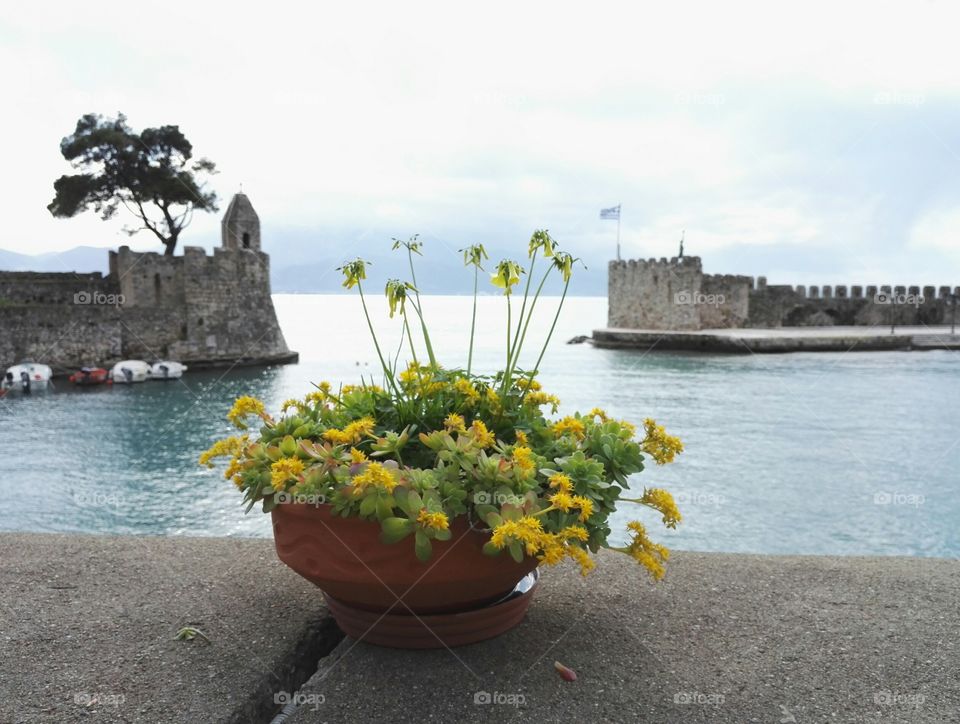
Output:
357,281,401,396
407,249,437,367
467,266,478,375
520,276,570,399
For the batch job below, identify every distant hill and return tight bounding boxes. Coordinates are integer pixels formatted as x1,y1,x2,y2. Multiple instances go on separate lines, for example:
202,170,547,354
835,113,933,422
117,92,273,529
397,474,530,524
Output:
0,246,110,275
0,242,609,296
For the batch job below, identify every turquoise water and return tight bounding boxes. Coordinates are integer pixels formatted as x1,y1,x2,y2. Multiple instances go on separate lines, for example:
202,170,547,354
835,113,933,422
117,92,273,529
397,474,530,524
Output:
2,294,958,557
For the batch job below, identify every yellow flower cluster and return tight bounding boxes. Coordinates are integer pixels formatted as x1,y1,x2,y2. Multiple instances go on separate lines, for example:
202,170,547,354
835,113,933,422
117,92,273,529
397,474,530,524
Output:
639,488,682,528
490,516,595,575
350,461,397,493
323,417,376,445
548,491,595,522
227,396,266,429
349,448,367,463
416,509,450,531
454,378,480,402
641,418,684,464
515,378,541,392
588,407,608,421
524,391,561,413
271,457,305,489
281,398,307,414
549,473,573,492
624,521,670,580
512,445,536,475
444,413,466,433
469,419,496,448
514,430,529,446
552,416,586,440
199,435,247,467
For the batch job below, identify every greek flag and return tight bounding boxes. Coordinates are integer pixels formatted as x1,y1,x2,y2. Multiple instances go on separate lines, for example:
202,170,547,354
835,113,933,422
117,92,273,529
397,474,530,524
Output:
600,205,620,220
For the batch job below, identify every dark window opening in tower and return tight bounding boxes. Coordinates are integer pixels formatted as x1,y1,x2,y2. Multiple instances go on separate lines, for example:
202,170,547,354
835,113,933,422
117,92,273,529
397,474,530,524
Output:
154,272,161,301
242,232,250,249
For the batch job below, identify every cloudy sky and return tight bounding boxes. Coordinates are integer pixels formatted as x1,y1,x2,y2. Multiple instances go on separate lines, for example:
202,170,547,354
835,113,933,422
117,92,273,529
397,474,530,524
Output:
2,0,959,290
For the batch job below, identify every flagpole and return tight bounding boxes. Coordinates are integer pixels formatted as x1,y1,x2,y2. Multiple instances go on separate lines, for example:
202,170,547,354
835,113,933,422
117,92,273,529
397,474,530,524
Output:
616,202,621,261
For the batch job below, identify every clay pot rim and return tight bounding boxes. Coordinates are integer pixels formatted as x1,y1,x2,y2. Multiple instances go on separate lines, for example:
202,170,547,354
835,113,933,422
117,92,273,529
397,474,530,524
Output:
277,500,495,534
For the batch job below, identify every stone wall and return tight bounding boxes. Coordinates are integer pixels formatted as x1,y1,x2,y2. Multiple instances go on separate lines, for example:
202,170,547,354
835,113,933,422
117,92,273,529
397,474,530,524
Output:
0,247,292,372
608,256,959,330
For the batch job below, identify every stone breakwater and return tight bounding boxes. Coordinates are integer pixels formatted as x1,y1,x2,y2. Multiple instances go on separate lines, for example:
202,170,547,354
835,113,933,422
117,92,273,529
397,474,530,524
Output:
609,256,959,331
0,193,296,373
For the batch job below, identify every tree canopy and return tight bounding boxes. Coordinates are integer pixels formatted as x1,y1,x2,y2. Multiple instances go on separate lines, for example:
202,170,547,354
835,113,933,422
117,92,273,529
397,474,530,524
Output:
48,113,218,256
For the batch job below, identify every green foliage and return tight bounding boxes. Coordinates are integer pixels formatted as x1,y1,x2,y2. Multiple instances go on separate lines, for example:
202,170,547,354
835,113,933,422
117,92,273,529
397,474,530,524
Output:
48,113,218,256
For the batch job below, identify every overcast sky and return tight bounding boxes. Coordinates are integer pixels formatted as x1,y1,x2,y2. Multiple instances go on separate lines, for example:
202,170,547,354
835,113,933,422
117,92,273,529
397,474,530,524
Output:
2,1,959,287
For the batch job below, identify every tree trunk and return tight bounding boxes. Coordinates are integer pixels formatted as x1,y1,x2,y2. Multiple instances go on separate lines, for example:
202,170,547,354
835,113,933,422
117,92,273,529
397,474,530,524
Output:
163,233,178,256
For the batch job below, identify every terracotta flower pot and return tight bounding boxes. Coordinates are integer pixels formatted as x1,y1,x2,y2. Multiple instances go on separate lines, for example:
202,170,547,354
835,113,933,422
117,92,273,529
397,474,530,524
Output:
272,503,540,647
271,503,538,614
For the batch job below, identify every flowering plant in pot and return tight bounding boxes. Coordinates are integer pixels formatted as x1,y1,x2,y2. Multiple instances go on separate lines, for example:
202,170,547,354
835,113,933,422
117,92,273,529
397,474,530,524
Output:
201,231,683,648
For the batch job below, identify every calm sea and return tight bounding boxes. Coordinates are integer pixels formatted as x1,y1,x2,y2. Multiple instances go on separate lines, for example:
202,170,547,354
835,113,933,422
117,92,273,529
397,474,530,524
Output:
2,294,958,557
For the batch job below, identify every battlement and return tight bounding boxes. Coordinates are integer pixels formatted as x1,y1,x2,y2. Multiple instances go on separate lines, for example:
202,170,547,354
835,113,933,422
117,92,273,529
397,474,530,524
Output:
609,255,958,331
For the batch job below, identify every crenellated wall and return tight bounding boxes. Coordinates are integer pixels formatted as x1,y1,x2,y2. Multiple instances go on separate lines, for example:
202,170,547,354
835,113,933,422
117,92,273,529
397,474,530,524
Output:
609,256,959,330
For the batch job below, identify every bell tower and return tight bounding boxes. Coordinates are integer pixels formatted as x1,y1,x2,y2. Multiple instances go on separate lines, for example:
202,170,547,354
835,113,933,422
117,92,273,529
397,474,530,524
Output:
220,192,261,251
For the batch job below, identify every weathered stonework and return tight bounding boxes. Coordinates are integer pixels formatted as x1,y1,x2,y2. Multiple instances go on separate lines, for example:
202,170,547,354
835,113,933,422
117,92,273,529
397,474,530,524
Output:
0,193,296,372
609,256,957,330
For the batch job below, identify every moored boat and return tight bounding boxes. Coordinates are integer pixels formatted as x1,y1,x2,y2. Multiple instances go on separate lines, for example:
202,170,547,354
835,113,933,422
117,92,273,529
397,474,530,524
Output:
69,367,109,386
109,360,151,384
149,361,188,380
1,362,53,394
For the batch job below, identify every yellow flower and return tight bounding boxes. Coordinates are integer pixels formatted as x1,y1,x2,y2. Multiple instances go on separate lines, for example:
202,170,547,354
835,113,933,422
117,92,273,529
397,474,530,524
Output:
199,435,247,467
548,473,573,493
270,457,305,489
552,416,586,440
454,378,480,402
490,259,523,295
639,488,682,528
641,419,684,464
539,540,565,565
514,430,529,446
567,545,595,576
559,525,590,542
281,398,303,413
322,417,376,446
524,391,561,413
416,509,449,531
469,419,496,448
588,407,608,422
515,378,542,392
490,516,544,550
444,413,466,433
351,461,397,492
571,495,594,522
398,362,424,386
227,396,266,429
549,490,574,512
349,448,367,464
512,446,536,475
624,521,670,580
484,387,501,412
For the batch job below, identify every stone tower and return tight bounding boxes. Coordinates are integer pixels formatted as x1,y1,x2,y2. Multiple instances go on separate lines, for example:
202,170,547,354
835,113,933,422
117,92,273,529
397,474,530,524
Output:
221,192,261,251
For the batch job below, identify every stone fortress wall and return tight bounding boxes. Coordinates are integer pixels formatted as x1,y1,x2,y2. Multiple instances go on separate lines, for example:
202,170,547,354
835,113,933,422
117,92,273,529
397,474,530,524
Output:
609,256,959,331
0,193,295,372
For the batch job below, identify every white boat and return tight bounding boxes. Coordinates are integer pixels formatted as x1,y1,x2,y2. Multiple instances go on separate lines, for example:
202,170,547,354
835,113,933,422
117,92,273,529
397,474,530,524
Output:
110,360,151,384
150,360,188,380
1,362,53,394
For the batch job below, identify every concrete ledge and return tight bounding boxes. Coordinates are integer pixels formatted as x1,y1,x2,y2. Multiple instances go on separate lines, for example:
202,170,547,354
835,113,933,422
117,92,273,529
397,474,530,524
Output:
2,535,957,723
592,326,960,353
291,551,960,723
0,533,340,724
